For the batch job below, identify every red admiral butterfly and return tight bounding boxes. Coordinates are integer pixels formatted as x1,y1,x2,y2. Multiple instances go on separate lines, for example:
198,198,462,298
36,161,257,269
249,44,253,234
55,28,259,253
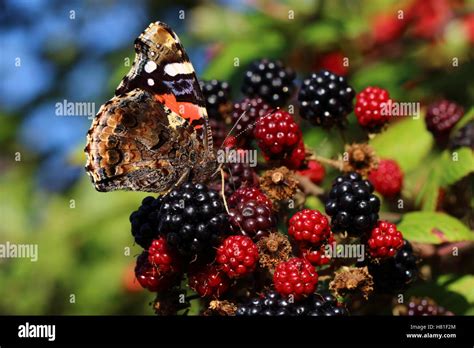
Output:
85,22,216,193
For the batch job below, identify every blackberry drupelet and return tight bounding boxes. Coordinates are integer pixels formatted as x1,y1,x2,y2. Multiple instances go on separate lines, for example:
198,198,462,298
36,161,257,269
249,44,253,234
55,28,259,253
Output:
241,59,296,107
325,172,380,236
298,69,355,128
235,291,347,316
229,199,276,239
449,121,474,150
228,187,273,210
130,196,163,249
231,97,272,144
135,251,179,292
254,110,302,159
367,239,418,293
226,162,259,191
199,79,232,119
157,183,229,257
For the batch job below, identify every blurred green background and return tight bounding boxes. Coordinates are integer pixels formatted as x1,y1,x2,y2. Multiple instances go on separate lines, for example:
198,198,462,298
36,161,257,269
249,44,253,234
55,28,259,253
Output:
0,0,473,315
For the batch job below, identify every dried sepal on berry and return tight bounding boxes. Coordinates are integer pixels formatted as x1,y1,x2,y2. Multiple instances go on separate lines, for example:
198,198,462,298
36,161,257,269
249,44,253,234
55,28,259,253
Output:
329,266,374,300
342,143,379,177
256,232,292,270
260,166,299,203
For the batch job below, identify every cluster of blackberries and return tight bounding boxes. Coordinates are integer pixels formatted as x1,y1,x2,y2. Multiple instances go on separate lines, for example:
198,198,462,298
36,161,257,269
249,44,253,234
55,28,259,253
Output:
236,291,348,316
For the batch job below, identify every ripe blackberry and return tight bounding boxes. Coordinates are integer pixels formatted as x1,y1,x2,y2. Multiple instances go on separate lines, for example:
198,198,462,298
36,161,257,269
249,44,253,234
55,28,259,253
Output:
129,196,163,249
298,69,355,128
199,80,232,119
282,140,307,170
288,209,331,247
367,239,418,293
147,237,181,273
228,187,273,210
236,291,347,316
405,297,454,316
231,97,272,144
254,110,302,159
368,159,403,197
325,172,380,236
216,235,259,278
273,257,318,299
135,251,178,292
366,221,404,259
241,58,296,107
354,86,392,131
188,264,230,298
157,183,229,257
425,100,464,144
449,121,474,150
297,160,325,184
229,199,276,239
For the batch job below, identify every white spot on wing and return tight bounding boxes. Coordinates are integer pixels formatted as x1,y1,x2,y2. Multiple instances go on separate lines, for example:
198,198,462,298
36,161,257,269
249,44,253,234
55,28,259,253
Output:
147,78,155,86
144,61,157,73
164,62,194,77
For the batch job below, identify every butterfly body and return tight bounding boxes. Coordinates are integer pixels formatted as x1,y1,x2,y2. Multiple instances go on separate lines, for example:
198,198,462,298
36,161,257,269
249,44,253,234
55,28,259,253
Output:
85,22,216,194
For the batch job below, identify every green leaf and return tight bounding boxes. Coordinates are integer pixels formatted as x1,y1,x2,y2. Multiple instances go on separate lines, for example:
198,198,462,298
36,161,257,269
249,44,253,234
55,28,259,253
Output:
305,196,325,212
439,148,474,186
203,32,284,80
438,274,474,305
300,22,340,47
370,117,433,173
398,212,474,244
451,106,474,134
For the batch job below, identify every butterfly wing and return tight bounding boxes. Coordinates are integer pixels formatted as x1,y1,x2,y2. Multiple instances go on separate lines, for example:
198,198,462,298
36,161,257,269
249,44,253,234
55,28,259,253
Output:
85,22,216,193
116,21,213,152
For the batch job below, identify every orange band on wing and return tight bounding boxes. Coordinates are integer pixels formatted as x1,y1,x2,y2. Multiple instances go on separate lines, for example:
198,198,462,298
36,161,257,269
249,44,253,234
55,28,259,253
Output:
155,94,203,127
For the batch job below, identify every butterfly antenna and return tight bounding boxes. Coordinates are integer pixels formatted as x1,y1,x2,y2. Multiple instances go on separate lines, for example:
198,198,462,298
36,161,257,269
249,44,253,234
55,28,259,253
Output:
219,109,248,150
220,166,230,214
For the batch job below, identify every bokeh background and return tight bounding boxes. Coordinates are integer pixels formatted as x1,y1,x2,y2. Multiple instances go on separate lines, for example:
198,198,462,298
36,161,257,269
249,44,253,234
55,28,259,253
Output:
1,0,473,315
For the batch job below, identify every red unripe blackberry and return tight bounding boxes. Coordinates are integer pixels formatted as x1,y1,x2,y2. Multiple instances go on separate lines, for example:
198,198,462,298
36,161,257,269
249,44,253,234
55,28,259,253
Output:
216,235,259,278
147,237,181,273
297,160,325,184
318,51,348,76
282,140,307,170
231,97,272,145
199,79,231,120
242,58,296,107
273,257,318,299
229,199,276,239
367,221,404,259
355,86,392,131
228,187,273,210
288,209,331,246
300,234,334,266
254,110,302,159
134,252,178,292
188,264,230,298
372,13,407,44
368,159,403,197
298,69,355,128
425,100,464,144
